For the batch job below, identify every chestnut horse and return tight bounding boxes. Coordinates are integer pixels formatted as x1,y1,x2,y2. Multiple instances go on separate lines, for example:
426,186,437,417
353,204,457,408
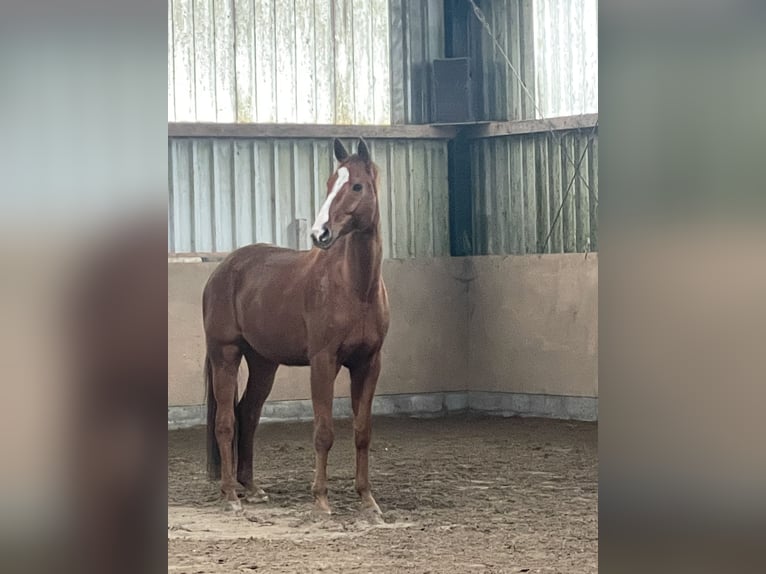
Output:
204,138,389,515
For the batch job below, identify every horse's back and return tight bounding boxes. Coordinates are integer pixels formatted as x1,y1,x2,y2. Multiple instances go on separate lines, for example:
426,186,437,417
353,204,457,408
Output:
214,243,302,270
206,243,303,289
203,244,310,359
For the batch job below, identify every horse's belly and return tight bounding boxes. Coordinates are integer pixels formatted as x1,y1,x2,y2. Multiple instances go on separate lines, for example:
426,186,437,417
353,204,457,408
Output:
243,327,309,366
247,341,309,366
240,304,309,365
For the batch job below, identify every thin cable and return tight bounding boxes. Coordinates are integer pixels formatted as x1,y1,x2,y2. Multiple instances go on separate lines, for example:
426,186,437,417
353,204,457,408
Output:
466,0,599,251
540,123,597,252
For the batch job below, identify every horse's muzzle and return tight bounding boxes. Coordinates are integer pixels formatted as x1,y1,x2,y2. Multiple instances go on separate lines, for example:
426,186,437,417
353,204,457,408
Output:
311,228,334,250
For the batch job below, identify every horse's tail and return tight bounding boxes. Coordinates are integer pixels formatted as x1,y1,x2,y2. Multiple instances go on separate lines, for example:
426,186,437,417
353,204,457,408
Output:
205,354,221,480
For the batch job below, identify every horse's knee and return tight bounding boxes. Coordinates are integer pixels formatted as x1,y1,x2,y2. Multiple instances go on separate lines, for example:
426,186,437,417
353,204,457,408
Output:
353,417,371,449
354,428,371,450
314,421,334,452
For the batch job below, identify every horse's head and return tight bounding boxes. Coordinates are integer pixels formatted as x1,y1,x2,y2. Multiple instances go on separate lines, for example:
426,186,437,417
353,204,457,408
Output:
310,138,379,250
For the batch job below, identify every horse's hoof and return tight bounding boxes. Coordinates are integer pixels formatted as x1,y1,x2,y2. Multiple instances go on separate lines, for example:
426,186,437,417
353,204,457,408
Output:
359,494,382,515
361,502,382,517
245,488,269,504
359,501,384,525
311,498,332,518
223,498,243,513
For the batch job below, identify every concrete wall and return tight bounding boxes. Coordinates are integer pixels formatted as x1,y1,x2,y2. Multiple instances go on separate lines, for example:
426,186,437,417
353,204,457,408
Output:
468,255,598,397
168,258,469,406
168,253,597,420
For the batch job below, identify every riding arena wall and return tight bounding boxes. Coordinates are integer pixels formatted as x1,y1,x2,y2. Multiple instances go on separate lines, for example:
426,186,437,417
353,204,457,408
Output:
168,253,597,427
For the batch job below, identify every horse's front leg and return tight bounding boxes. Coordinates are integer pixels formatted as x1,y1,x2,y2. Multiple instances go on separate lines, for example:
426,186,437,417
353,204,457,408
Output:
350,352,382,514
309,352,340,514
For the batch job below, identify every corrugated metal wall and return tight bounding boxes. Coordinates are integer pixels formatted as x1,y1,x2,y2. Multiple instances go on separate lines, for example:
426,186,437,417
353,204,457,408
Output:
470,128,598,255
473,0,536,121
168,137,450,259
167,0,598,257
533,0,598,118
389,0,444,124
169,0,391,124
167,0,597,124
463,0,599,255
470,0,598,120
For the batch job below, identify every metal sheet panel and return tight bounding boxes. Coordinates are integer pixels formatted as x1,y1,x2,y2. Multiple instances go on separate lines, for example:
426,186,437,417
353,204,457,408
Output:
236,0,256,122
472,0,536,121
469,0,597,120
169,0,596,123
389,0,445,124
168,0,392,124
470,129,598,255
533,0,598,118
213,0,236,121
168,137,450,259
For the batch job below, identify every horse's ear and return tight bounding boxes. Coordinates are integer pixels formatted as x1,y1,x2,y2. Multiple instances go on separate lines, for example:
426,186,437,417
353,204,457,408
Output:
334,138,349,162
357,137,371,163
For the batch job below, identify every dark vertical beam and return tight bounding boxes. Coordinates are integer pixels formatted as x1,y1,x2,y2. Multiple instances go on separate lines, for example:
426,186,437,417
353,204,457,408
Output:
467,0,485,122
444,0,474,255
408,0,426,123
444,0,484,120
445,0,464,57
448,132,473,256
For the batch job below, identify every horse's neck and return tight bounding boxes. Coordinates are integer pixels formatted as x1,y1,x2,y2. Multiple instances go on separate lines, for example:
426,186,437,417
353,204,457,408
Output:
340,227,383,302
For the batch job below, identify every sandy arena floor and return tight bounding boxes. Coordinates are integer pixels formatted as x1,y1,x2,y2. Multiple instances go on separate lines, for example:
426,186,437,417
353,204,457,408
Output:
168,415,597,573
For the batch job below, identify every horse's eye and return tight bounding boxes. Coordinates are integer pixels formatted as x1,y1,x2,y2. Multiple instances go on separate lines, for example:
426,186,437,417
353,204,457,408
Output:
352,183,363,192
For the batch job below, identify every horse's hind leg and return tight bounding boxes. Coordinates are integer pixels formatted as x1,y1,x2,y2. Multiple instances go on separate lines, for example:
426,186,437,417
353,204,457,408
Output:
236,347,278,503
210,342,243,511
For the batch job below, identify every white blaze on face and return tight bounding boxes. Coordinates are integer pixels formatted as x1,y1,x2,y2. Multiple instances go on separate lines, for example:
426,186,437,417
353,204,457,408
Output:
311,166,349,236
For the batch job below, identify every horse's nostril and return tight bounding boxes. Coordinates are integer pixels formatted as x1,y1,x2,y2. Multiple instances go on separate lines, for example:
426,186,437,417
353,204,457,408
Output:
312,228,333,249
